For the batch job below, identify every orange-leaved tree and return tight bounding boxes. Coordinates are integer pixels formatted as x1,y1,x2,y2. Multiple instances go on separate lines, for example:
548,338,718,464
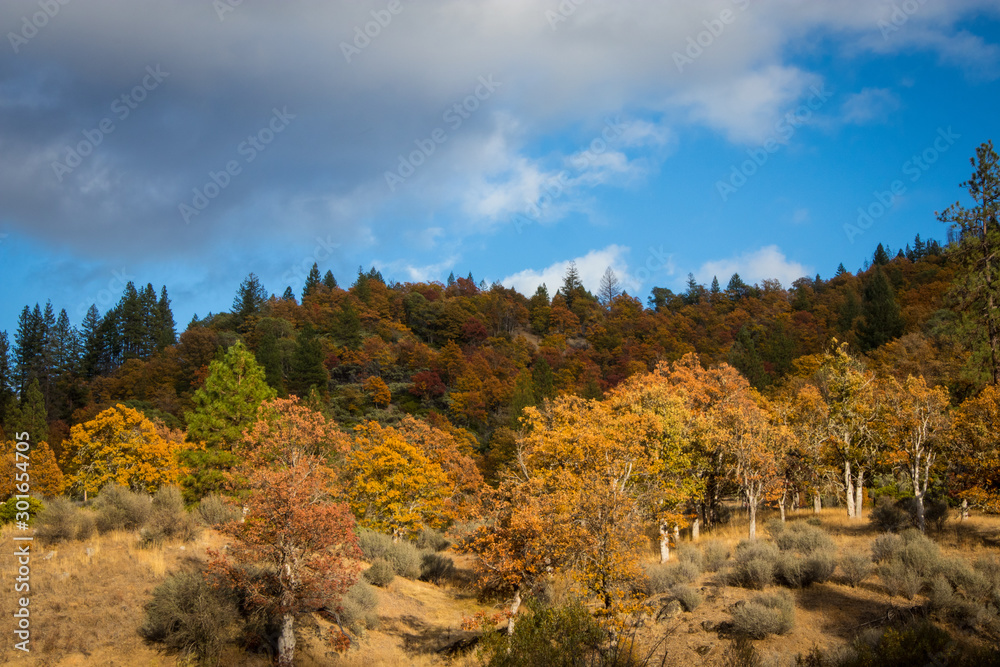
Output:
0,439,64,498
212,400,360,667
949,384,1000,517
64,404,186,499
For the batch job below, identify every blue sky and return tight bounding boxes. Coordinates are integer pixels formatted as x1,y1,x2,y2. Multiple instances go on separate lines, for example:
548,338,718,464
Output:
1,0,998,335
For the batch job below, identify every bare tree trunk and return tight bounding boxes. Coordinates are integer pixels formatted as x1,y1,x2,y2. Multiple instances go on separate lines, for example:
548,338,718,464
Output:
277,612,295,667
813,493,822,514
659,523,670,563
844,461,856,518
691,517,700,542
793,491,799,512
748,501,757,540
673,524,680,546
507,589,522,635
779,488,787,523
961,498,969,521
855,469,865,519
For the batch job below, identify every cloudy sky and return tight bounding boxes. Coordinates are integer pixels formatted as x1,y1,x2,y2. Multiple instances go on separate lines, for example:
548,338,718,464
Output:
1,0,998,333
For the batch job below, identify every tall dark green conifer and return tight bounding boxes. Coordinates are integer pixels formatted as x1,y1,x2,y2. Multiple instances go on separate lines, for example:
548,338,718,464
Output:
302,263,321,300
281,286,296,302
857,266,904,351
4,379,48,444
287,326,328,397
0,331,13,431
939,140,1000,385
873,243,891,266
156,286,177,350
322,270,338,289
232,273,268,332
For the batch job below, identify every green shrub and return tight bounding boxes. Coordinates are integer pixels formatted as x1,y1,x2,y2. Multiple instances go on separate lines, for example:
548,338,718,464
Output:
839,552,873,588
841,621,1000,667
730,589,795,639
642,560,700,595
729,540,780,589
777,551,836,588
336,580,379,637
870,533,903,564
197,494,240,526
140,570,239,662
702,540,730,572
141,486,200,546
672,584,703,612
94,483,152,533
870,496,911,533
477,600,604,667
35,497,95,543
0,496,44,525
927,575,956,613
806,517,822,527
415,527,450,552
420,552,455,584
364,559,396,587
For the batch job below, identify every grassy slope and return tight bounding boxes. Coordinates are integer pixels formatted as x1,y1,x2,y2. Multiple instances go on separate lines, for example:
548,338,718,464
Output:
0,509,998,666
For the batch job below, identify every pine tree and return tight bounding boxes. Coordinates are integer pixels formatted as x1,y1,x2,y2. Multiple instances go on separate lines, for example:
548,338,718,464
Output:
727,273,750,300
835,263,847,277
322,270,338,289
287,326,328,397
0,331,13,431
561,261,585,310
873,243,890,266
857,266,904,351
509,368,536,428
5,379,49,444
532,357,555,401
155,286,177,350
447,272,456,288
255,333,286,395
281,286,296,302
185,341,276,449
684,273,702,305
710,276,721,299
302,263,321,300
13,305,44,395
336,302,362,350
939,140,1000,385
232,273,268,333
728,325,768,389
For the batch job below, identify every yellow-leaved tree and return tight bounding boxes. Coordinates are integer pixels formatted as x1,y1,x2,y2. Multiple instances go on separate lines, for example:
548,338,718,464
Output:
65,404,186,499
344,421,450,539
0,439,64,498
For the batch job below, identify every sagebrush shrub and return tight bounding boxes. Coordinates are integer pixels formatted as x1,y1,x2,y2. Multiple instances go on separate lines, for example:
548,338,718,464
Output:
94,483,152,533
702,540,730,572
420,552,456,584
415,527,450,552
730,590,795,639
357,529,422,578
839,552,873,588
337,580,379,636
671,584,703,612
676,543,704,571
35,498,95,543
879,558,923,600
871,533,903,564
198,494,240,526
141,486,200,546
898,529,940,577
774,522,834,555
730,540,780,589
141,570,239,661
870,496,911,533
364,559,396,587
642,560,700,595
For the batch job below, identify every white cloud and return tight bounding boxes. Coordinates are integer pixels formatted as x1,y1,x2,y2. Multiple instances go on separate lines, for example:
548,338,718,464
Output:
842,88,901,124
502,245,646,296
694,245,812,288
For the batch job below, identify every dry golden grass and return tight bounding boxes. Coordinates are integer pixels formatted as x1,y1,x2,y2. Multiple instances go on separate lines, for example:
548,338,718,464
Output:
0,504,996,666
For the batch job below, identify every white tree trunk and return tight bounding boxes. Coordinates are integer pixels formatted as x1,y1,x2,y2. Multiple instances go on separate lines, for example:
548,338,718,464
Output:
748,497,758,540
855,469,865,519
277,612,295,667
844,461,856,518
659,523,670,563
779,488,787,523
507,589,522,635
813,493,822,514
793,491,800,512
961,498,969,521
691,517,700,542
